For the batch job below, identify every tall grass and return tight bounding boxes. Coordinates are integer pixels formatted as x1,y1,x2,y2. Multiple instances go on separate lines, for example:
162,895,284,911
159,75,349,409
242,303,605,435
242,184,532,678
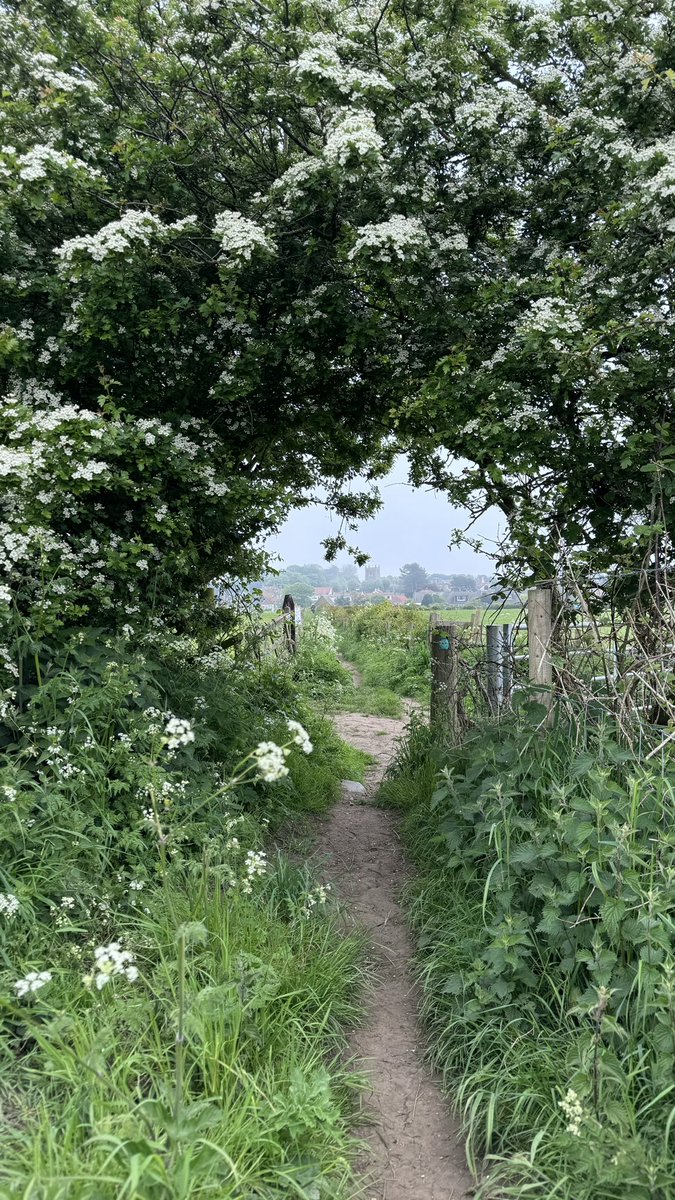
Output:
0,623,371,1198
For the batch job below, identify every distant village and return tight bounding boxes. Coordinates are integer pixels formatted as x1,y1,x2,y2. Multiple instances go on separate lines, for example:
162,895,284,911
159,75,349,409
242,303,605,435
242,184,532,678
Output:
258,561,497,612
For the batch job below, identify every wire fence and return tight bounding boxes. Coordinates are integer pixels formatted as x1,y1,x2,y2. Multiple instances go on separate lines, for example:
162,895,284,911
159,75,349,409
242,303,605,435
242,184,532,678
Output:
432,568,675,753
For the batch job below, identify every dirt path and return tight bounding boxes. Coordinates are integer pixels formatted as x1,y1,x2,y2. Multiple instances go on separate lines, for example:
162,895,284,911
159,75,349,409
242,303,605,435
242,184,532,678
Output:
316,669,473,1199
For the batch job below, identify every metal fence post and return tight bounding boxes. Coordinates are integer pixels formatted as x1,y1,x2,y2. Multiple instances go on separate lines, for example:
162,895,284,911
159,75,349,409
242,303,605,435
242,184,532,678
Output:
501,623,513,707
486,624,502,714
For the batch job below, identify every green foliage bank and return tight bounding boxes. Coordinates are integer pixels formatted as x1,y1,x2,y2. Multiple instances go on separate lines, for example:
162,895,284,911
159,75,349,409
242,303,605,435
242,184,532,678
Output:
383,712,675,1199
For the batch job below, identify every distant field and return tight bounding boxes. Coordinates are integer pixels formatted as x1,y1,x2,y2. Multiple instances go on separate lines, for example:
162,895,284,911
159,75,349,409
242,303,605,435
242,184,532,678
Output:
436,607,522,626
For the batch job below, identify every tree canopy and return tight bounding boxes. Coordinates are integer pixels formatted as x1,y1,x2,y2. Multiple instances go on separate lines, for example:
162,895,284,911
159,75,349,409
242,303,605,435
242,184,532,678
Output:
2,0,674,647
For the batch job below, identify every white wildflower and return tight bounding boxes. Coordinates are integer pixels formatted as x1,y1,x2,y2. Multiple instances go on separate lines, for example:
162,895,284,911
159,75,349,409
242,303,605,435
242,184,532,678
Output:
0,892,19,918
164,716,195,750
287,719,313,754
558,1087,585,1136
252,740,289,782
84,942,138,990
241,849,268,893
14,970,52,997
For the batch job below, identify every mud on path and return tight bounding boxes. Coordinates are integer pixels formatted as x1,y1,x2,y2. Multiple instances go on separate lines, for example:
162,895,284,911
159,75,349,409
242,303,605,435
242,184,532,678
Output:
316,670,473,1200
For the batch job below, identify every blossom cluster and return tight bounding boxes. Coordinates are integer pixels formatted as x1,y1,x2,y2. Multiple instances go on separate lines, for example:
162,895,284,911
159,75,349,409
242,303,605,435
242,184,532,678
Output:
83,942,138,990
253,741,290,782
55,210,196,267
299,883,330,919
14,970,52,997
287,719,312,754
324,110,383,165
348,215,429,262
0,892,20,919
213,211,275,262
163,716,195,751
558,1087,585,1137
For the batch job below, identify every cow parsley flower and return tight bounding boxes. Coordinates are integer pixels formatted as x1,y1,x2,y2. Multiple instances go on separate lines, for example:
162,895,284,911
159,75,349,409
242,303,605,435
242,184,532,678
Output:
287,719,313,754
84,942,138,990
14,970,52,997
242,849,268,893
0,893,19,919
252,741,289,782
164,716,195,750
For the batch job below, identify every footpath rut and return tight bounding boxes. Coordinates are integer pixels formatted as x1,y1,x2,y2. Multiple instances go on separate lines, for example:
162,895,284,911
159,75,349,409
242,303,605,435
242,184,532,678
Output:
316,669,473,1200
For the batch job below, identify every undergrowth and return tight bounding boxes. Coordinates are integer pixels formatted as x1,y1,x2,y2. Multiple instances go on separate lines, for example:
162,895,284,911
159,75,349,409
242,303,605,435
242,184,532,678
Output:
382,706,675,1200
0,615,370,1199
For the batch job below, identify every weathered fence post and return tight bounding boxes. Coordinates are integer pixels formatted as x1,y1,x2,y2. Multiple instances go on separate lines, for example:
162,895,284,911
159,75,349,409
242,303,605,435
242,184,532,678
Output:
501,623,513,707
430,623,458,737
528,585,553,707
282,593,296,655
486,624,502,714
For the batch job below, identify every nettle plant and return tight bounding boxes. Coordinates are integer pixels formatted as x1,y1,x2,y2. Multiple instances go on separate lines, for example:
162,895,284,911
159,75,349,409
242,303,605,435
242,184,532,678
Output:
425,711,675,1153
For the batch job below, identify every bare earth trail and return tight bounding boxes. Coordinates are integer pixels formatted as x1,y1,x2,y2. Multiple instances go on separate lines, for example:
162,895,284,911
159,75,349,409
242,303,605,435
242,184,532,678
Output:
316,663,473,1199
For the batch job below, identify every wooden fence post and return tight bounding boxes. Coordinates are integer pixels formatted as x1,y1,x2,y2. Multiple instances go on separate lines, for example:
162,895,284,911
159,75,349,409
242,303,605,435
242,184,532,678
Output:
282,593,296,655
430,623,458,737
486,624,502,714
528,585,553,706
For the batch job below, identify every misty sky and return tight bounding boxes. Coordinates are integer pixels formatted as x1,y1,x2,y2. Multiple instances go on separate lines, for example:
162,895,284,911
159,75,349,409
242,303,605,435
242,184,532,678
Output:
264,455,504,576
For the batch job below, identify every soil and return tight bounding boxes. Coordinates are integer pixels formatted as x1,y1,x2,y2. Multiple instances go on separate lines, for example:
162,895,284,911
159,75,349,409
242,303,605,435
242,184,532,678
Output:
315,665,474,1199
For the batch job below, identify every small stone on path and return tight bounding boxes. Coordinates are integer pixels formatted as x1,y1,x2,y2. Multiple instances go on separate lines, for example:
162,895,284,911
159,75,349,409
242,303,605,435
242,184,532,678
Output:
342,779,367,796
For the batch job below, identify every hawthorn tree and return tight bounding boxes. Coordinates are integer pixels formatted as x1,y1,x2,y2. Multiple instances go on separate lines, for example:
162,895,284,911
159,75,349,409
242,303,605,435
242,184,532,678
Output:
3,0,675,655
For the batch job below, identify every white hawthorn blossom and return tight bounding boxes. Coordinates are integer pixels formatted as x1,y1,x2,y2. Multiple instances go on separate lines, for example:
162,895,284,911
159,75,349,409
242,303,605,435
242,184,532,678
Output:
213,211,275,262
348,215,430,261
324,110,383,165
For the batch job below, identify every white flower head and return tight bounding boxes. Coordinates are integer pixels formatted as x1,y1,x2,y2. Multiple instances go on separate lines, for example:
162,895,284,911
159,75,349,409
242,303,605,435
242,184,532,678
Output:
14,970,52,997
84,942,138,990
0,893,19,919
287,719,313,754
558,1087,585,1136
213,211,275,263
252,740,289,782
163,716,195,751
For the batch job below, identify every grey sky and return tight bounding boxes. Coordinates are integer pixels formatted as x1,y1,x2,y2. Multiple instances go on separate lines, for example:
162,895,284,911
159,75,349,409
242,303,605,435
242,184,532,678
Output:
265,455,504,576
